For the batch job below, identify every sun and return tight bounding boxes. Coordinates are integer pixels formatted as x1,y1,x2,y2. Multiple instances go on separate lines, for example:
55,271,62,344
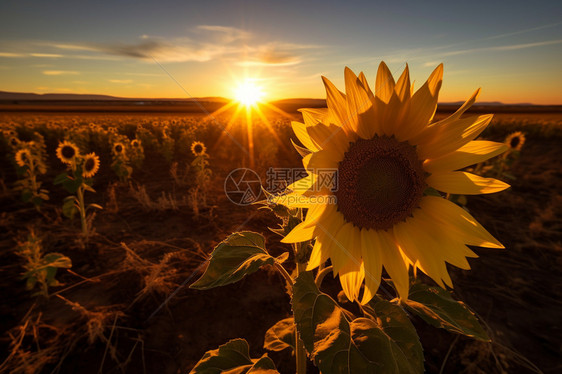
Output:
234,80,264,106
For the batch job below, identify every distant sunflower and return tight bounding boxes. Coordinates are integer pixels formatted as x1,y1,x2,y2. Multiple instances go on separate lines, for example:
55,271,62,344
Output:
8,137,19,147
191,141,206,156
15,149,31,168
505,131,525,151
277,63,509,303
131,139,141,148
82,153,100,178
56,141,79,164
113,142,125,155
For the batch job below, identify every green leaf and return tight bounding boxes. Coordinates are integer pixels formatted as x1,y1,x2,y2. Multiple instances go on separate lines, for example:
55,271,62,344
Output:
292,272,423,373
54,172,70,185
363,296,424,373
190,232,275,290
264,317,295,352
190,338,278,374
62,197,78,218
404,283,490,341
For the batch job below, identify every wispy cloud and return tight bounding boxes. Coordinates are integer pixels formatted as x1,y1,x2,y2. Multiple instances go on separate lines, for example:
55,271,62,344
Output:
30,53,62,58
440,39,562,57
0,52,24,57
108,79,133,84
42,70,79,76
196,25,251,43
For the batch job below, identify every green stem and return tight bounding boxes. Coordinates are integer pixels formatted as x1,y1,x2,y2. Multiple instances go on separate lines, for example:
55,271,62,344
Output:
315,265,333,288
294,243,307,374
77,185,88,237
273,262,293,293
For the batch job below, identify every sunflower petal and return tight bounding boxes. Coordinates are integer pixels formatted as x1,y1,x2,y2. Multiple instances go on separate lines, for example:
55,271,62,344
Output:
299,107,327,126
394,215,453,289
306,149,341,171
360,229,382,304
333,223,363,301
281,220,316,243
306,238,326,271
398,64,443,141
424,140,508,173
322,76,353,134
291,121,319,152
375,61,395,103
394,64,411,102
417,114,494,159
420,196,504,248
378,230,410,300
344,67,377,139
306,122,350,156
427,171,510,195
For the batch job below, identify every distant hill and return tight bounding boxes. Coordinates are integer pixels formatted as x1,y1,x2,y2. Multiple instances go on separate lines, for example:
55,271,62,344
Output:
0,91,230,103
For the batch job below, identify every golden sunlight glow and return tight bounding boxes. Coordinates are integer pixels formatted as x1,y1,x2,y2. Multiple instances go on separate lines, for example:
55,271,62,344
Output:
234,80,264,106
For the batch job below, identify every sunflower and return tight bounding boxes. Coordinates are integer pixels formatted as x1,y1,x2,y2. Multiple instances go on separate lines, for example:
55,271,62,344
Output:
276,63,509,304
191,141,206,156
113,142,125,155
505,131,525,151
56,141,79,164
15,149,31,168
131,139,141,148
82,153,100,178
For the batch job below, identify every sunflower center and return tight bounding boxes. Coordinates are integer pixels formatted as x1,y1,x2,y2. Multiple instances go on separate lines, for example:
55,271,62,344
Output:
84,158,95,172
510,137,520,148
62,145,75,159
194,145,203,153
334,136,426,230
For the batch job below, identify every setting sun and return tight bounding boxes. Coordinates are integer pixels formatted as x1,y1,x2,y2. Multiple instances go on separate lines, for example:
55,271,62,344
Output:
234,80,264,106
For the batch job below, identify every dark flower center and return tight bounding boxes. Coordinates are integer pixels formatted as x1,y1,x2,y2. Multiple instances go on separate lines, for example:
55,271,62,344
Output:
334,136,426,230
194,145,203,153
510,137,520,148
62,145,76,159
115,144,123,153
84,158,95,172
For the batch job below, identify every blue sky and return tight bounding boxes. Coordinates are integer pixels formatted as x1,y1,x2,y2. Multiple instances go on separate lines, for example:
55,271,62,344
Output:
0,0,560,103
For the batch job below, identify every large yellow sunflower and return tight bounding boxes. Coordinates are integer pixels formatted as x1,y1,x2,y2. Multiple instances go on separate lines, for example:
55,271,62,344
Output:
276,63,509,304
82,153,100,178
56,140,79,164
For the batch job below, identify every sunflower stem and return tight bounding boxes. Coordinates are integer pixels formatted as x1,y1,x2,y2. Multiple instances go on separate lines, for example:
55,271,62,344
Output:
315,265,333,288
77,185,88,237
293,239,307,374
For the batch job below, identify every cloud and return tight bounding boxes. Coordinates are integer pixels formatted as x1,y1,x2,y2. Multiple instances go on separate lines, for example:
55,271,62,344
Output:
0,52,24,57
108,79,133,84
30,53,62,58
238,42,320,67
196,25,251,43
42,70,79,75
441,39,562,57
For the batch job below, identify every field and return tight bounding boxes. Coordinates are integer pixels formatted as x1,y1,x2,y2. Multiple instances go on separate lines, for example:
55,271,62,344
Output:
0,105,561,374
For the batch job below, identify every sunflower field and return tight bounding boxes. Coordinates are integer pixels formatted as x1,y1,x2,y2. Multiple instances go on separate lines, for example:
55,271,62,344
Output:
1,73,561,373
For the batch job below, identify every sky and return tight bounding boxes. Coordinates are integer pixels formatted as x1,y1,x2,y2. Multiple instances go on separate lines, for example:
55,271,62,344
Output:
0,0,561,104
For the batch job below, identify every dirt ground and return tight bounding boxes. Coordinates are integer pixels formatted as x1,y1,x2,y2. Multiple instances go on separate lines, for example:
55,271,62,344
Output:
0,109,561,373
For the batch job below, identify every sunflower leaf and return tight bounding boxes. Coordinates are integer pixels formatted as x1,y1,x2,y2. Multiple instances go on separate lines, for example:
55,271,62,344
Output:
190,231,275,290
292,272,423,373
363,296,424,373
404,283,490,341
264,317,295,352
190,338,279,374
